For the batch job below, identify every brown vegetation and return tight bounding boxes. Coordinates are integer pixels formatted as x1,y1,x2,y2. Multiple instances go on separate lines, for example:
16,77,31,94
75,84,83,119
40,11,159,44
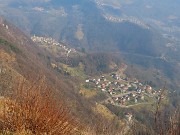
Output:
0,78,80,135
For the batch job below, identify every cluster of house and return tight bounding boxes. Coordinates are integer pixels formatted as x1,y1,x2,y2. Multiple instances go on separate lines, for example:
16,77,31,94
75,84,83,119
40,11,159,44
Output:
85,73,163,106
31,36,76,57
103,14,150,30
33,6,67,17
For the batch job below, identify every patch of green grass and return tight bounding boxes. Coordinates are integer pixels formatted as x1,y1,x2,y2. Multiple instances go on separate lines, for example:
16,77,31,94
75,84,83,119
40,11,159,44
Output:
60,63,86,79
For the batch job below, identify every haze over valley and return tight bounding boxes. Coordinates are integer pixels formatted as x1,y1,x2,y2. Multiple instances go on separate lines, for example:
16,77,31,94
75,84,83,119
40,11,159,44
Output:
0,0,180,134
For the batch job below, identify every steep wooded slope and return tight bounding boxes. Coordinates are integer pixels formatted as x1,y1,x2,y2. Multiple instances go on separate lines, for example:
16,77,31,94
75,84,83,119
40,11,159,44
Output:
0,17,126,134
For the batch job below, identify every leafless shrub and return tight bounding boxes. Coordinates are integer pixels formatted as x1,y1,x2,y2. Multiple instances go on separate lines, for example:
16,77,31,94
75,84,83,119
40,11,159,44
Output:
0,77,81,134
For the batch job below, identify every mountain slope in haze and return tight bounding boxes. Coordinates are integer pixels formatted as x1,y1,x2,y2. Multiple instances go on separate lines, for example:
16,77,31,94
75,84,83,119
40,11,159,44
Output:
0,0,167,57
96,0,180,60
0,14,179,134
96,0,180,34
1,0,180,92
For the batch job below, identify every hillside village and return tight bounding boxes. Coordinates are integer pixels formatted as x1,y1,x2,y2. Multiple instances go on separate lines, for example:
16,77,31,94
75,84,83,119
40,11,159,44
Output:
31,36,77,57
94,0,150,29
32,6,67,17
103,14,150,30
84,66,166,107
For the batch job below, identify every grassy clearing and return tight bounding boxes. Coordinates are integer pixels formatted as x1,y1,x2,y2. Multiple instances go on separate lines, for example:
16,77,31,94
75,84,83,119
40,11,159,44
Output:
93,103,115,120
79,88,97,99
60,63,86,79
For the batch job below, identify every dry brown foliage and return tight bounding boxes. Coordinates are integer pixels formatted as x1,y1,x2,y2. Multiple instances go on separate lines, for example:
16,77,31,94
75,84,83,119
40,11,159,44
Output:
0,78,80,135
